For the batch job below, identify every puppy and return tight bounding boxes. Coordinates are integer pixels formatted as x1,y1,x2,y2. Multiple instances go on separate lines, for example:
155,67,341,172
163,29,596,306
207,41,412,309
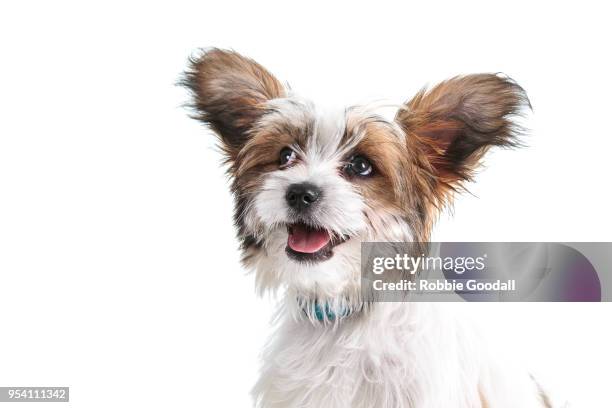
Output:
183,49,549,408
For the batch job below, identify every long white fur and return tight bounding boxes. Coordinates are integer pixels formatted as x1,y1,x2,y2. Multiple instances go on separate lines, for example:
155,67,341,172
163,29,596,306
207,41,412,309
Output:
253,301,544,408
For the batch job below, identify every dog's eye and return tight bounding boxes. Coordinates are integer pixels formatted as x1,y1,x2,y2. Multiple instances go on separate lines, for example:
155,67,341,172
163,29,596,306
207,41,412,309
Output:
345,155,373,177
280,147,297,166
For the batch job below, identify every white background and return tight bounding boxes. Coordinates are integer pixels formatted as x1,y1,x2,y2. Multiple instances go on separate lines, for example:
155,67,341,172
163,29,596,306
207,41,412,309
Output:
1,1,611,407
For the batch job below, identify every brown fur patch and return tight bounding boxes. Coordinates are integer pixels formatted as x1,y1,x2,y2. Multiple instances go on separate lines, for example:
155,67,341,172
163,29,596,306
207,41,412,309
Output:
348,121,407,209
479,388,490,408
343,114,436,243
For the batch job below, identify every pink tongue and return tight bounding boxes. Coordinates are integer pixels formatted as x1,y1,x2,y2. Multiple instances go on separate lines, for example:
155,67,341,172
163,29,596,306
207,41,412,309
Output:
288,225,331,253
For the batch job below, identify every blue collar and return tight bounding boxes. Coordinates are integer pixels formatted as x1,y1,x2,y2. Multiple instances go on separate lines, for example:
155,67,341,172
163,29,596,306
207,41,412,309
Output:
301,300,359,322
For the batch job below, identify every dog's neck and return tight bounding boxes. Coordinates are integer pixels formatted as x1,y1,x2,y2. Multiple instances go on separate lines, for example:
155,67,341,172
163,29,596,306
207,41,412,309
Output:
295,294,366,324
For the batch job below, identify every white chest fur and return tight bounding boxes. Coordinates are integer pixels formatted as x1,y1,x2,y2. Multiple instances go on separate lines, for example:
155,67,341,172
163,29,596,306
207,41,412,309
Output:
253,303,544,408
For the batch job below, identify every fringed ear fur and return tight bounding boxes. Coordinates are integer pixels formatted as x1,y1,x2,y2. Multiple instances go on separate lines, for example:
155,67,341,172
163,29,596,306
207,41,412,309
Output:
396,73,530,203
181,48,286,162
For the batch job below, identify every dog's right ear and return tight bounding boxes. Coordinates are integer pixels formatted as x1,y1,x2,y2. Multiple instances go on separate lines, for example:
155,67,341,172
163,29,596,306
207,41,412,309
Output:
182,48,285,161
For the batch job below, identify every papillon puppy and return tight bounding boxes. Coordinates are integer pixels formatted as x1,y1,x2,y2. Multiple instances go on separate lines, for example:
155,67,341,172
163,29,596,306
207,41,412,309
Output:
183,49,550,408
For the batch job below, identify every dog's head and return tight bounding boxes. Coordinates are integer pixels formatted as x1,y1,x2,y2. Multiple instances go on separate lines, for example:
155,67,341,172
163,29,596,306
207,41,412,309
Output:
183,49,528,300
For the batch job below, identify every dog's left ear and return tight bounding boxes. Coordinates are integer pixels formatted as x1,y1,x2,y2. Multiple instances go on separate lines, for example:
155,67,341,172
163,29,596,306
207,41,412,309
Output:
182,48,286,161
396,74,530,198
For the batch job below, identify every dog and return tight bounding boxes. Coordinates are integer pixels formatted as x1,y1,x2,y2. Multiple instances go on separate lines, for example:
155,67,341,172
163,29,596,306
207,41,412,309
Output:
182,48,550,408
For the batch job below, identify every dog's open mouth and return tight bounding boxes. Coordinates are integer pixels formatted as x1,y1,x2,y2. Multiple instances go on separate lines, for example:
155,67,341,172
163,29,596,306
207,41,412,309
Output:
286,223,347,262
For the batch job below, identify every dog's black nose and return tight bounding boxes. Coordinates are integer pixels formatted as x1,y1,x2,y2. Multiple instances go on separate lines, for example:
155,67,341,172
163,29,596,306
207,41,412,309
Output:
286,183,321,211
